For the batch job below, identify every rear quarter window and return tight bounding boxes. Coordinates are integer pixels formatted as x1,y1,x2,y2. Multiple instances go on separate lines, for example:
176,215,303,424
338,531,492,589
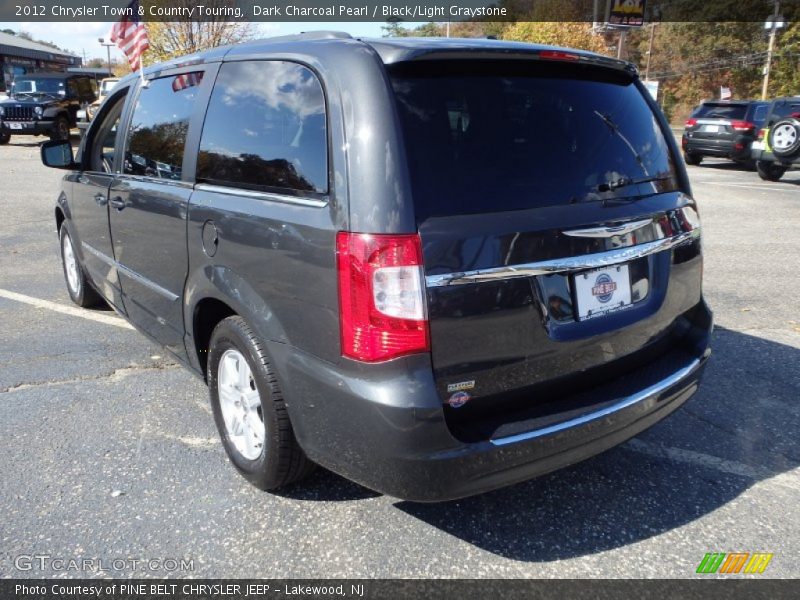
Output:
196,60,328,195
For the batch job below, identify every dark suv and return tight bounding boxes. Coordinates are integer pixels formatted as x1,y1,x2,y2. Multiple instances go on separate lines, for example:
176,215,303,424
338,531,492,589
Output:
40,33,712,502
0,72,95,144
751,96,800,181
681,100,768,167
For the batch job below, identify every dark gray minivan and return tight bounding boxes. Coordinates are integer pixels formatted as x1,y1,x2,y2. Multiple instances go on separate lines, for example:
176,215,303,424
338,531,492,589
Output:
41,33,712,501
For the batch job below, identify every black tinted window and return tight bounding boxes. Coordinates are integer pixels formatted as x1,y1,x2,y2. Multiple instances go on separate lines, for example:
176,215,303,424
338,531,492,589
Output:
124,72,204,180
197,61,327,194
772,101,800,121
390,60,679,221
693,103,748,120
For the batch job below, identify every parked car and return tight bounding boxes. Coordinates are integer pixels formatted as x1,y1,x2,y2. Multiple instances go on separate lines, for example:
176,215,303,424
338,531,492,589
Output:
0,72,96,144
681,99,768,167
78,77,120,123
751,96,800,181
40,33,712,502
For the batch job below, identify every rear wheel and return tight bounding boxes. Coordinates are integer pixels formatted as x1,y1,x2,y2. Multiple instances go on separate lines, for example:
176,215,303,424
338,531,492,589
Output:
756,160,787,182
207,316,314,491
50,117,70,142
59,226,101,307
683,152,702,166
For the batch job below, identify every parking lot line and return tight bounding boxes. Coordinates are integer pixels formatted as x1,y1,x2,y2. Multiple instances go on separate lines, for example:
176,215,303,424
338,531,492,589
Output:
0,288,134,330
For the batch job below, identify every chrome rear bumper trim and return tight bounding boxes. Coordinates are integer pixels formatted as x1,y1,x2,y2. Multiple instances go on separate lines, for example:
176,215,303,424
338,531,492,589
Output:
490,356,703,447
425,228,700,288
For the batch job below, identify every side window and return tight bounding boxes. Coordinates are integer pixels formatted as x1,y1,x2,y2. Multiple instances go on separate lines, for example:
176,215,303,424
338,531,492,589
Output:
123,72,204,180
197,61,327,195
85,89,128,173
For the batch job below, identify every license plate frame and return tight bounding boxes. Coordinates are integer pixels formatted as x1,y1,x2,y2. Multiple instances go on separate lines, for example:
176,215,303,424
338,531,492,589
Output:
573,264,633,321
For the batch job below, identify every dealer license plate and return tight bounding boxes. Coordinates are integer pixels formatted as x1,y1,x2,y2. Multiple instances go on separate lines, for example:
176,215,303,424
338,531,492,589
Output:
574,264,633,321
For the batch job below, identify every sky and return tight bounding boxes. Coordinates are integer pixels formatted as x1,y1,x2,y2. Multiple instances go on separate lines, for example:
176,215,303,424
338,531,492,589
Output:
0,21,393,61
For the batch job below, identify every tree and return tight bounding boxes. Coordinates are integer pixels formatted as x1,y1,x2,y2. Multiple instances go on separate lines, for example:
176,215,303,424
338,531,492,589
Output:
502,22,609,54
143,0,256,65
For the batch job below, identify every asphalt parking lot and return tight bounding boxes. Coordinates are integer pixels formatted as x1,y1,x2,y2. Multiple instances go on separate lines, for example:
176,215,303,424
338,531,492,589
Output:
1,136,798,579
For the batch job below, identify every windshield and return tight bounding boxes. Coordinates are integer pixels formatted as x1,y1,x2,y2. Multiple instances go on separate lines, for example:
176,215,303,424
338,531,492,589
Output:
389,60,679,221
692,103,747,120
12,78,65,95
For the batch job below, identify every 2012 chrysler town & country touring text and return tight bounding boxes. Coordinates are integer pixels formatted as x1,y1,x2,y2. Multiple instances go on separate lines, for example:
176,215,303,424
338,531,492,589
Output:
41,33,712,502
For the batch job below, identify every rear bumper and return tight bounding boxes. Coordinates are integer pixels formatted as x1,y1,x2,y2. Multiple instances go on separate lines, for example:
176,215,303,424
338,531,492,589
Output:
0,119,55,136
269,314,712,502
683,135,751,160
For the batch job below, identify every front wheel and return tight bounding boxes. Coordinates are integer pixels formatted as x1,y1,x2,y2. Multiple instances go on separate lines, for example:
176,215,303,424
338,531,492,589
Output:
0,131,10,145
207,316,314,491
756,160,787,182
59,226,101,307
50,117,70,142
684,152,702,166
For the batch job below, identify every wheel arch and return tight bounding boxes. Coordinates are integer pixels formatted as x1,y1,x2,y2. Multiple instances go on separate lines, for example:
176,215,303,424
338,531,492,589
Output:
192,297,237,379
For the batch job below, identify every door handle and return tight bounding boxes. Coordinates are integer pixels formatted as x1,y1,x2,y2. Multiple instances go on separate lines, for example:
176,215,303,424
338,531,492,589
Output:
94,193,108,206
109,197,126,211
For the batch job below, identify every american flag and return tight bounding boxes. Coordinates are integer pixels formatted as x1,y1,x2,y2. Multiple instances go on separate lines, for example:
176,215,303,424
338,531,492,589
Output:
109,0,149,72
172,72,204,92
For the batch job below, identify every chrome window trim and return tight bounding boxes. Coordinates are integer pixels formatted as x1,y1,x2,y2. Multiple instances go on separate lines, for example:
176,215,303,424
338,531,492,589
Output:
425,228,700,288
194,183,328,208
490,356,704,447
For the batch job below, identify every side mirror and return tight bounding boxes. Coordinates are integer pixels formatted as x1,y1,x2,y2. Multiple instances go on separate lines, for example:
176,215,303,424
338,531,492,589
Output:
41,140,76,169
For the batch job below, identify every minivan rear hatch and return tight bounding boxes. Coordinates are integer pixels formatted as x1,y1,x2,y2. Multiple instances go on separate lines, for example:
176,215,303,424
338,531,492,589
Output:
388,59,705,440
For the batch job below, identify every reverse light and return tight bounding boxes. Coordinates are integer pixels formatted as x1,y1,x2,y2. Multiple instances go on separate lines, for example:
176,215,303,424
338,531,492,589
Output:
336,232,429,362
685,118,698,127
730,120,755,131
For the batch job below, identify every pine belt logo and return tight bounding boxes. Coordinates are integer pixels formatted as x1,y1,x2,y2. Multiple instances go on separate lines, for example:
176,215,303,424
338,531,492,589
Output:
696,552,774,574
446,380,475,408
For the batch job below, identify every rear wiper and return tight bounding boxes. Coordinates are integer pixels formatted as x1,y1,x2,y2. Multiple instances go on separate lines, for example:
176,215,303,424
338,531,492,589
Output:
596,174,671,192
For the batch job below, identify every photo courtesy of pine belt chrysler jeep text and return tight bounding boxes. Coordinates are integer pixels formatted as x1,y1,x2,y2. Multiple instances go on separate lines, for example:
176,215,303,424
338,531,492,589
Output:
40,33,712,502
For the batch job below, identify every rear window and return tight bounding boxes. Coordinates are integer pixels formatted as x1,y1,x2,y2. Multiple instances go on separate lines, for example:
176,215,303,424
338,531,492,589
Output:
692,103,748,120
770,100,800,122
389,60,679,221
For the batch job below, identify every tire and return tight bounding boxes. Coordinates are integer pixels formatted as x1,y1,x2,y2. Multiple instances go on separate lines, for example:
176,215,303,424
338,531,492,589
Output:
50,116,70,142
768,118,800,158
59,225,102,307
0,131,10,145
756,160,787,182
684,152,702,166
207,316,314,491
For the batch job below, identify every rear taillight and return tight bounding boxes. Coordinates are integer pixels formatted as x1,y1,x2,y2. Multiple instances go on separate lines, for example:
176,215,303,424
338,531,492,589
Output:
336,232,429,362
731,120,755,131
685,118,698,127
757,128,766,141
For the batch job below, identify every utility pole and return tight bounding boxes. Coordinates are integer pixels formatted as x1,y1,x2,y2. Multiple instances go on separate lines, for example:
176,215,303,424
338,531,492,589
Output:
762,0,781,100
99,38,114,75
645,22,656,80
617,29,626,59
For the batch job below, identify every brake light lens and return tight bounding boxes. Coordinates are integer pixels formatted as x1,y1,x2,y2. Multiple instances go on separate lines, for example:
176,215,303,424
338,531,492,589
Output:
757,128,766,141
336,232,429,362
731,120,755,131
685,118,698,127
539,50,580,62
